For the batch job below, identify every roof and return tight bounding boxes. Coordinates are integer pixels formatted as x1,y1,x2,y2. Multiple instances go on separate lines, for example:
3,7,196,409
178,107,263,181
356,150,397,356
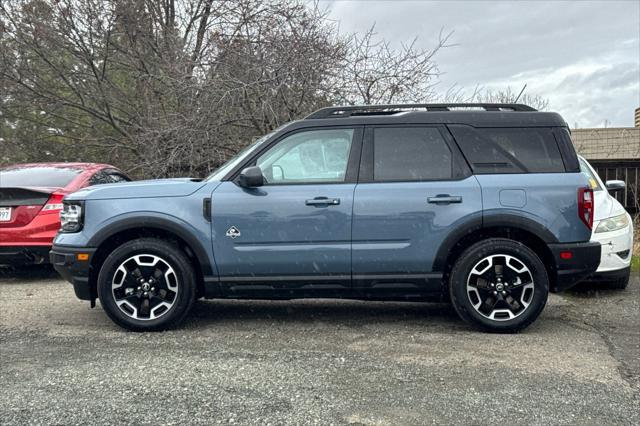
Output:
306,103,536,119
298,104,566,128
572,127,640,161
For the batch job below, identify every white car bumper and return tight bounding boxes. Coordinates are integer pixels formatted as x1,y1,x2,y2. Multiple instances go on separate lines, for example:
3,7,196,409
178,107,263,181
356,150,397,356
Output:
592,218,633,273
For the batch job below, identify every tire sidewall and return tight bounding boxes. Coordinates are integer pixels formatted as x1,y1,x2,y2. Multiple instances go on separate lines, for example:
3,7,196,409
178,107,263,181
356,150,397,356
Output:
449,238,549,332
97,239,195,331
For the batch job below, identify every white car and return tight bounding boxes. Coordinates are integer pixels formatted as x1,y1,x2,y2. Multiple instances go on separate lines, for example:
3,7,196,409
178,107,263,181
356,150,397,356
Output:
579,156,634,289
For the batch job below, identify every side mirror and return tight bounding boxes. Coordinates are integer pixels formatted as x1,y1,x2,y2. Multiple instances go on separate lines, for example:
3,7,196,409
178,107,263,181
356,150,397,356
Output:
605,180,626,193
238,166,264,188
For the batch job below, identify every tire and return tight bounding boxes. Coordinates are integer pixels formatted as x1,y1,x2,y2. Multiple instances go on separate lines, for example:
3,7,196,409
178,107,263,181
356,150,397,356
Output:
449,238,549,333
97,238,196,331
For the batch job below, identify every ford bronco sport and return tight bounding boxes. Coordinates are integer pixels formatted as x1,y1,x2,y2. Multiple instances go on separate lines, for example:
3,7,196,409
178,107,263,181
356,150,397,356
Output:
50,104,601,332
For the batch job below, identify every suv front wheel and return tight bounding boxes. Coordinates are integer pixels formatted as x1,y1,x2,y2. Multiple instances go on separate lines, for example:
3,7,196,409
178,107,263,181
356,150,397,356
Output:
97,238,196,331
449,238,549,333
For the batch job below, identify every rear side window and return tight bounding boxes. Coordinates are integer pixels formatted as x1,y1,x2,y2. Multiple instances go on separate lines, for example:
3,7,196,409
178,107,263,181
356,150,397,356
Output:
89,171,110,186
449,125,565,174
107,173,130,183
90,170,130,185
373,127,452,181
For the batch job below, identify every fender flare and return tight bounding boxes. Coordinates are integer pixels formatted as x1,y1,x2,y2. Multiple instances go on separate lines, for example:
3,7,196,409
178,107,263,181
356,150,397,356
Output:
482,212,559,243
432,212,558,272
87,214,214,276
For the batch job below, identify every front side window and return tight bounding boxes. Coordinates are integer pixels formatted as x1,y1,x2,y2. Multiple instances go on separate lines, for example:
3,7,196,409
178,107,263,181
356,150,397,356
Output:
256,129,354,184
373,127,452,181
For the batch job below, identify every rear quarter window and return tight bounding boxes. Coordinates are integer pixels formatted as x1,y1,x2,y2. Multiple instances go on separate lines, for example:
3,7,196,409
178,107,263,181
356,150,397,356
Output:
449,125,566,174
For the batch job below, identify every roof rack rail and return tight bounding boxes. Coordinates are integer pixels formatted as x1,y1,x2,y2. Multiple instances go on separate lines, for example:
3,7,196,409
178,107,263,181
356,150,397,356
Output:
306,103,537,119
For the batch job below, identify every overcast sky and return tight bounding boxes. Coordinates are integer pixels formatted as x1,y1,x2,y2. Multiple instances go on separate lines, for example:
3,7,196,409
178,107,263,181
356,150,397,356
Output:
320,0,640,128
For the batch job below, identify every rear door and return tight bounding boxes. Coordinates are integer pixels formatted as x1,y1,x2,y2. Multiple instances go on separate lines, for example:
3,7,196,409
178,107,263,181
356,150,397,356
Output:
352,125,482,296
211,127,363,296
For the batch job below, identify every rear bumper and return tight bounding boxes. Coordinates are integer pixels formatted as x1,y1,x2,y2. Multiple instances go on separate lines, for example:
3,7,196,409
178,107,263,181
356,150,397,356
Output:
49,245,96,301
0,246,51,265
548,241,601,292
0,214,60,246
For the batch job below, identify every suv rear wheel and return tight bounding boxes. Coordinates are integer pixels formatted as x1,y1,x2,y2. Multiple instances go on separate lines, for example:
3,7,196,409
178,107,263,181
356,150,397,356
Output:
449,238,549,333
97,238,196,331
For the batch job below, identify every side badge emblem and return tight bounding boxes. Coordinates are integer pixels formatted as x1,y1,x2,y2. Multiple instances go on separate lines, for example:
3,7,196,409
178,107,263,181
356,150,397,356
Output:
226,226,241,239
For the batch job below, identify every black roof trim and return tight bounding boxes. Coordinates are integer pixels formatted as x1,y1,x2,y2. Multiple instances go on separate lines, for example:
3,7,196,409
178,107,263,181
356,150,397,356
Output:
306,103,537,119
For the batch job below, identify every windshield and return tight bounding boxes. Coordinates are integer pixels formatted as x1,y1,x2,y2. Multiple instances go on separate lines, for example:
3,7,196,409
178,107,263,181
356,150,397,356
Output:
0,166,82,188
578,157,603,191
206,132,275,181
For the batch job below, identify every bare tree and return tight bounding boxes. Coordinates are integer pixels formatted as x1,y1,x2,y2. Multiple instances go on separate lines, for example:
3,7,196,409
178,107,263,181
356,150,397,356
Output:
443,84,549,110
474,86,549,110
1,0,453,177
335,25,453,105
0,0,347,176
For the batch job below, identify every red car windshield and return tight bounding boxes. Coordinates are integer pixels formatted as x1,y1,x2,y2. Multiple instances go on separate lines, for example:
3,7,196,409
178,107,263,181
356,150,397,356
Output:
0,167,83,188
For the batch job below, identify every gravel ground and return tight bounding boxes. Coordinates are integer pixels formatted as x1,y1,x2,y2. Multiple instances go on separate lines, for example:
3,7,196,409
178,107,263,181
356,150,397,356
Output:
0,268,639,425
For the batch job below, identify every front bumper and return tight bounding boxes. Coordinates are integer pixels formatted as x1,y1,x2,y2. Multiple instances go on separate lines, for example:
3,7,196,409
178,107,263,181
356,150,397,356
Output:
592,222,633,273
548,241,601,292
587,266,631,284
0,246,51,265
49,245,97,301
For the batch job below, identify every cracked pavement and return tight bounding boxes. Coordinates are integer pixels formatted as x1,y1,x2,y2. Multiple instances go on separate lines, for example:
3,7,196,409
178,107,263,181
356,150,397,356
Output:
1,268,638,425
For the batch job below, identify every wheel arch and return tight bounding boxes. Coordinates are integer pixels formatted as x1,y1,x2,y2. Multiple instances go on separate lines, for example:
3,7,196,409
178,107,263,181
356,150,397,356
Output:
434,215,559,292
88,216,214,298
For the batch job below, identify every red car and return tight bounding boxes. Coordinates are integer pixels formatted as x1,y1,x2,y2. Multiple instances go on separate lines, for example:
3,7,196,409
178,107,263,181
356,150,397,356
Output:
0,163,130,265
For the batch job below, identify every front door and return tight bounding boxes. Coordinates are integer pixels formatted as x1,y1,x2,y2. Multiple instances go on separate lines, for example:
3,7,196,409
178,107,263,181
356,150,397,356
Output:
211,127,362,296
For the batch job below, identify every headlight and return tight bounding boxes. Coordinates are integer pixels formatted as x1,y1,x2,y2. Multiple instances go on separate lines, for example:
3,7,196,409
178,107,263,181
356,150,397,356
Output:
59,201,84,233
595,213,629,233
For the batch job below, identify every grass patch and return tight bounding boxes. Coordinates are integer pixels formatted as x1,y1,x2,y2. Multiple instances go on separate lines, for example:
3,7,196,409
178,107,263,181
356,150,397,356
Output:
632,256,640,273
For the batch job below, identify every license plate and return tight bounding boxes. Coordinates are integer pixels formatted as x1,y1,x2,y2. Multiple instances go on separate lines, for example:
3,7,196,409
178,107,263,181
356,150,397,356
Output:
0,207,11,222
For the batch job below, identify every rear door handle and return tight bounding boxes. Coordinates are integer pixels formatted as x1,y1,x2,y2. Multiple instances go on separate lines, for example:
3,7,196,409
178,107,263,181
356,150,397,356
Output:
427,195,462,205
305,197,340,206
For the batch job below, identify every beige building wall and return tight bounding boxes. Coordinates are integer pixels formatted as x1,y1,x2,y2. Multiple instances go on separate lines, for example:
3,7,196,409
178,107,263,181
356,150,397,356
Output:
572,127,640,161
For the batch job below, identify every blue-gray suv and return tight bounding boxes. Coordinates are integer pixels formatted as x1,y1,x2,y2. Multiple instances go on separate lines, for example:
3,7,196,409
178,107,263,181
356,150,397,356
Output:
50,104,601,332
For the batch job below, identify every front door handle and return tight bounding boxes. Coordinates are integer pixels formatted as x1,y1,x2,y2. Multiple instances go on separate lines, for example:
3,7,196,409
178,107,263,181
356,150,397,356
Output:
427,195,463,205
305,197,340,206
